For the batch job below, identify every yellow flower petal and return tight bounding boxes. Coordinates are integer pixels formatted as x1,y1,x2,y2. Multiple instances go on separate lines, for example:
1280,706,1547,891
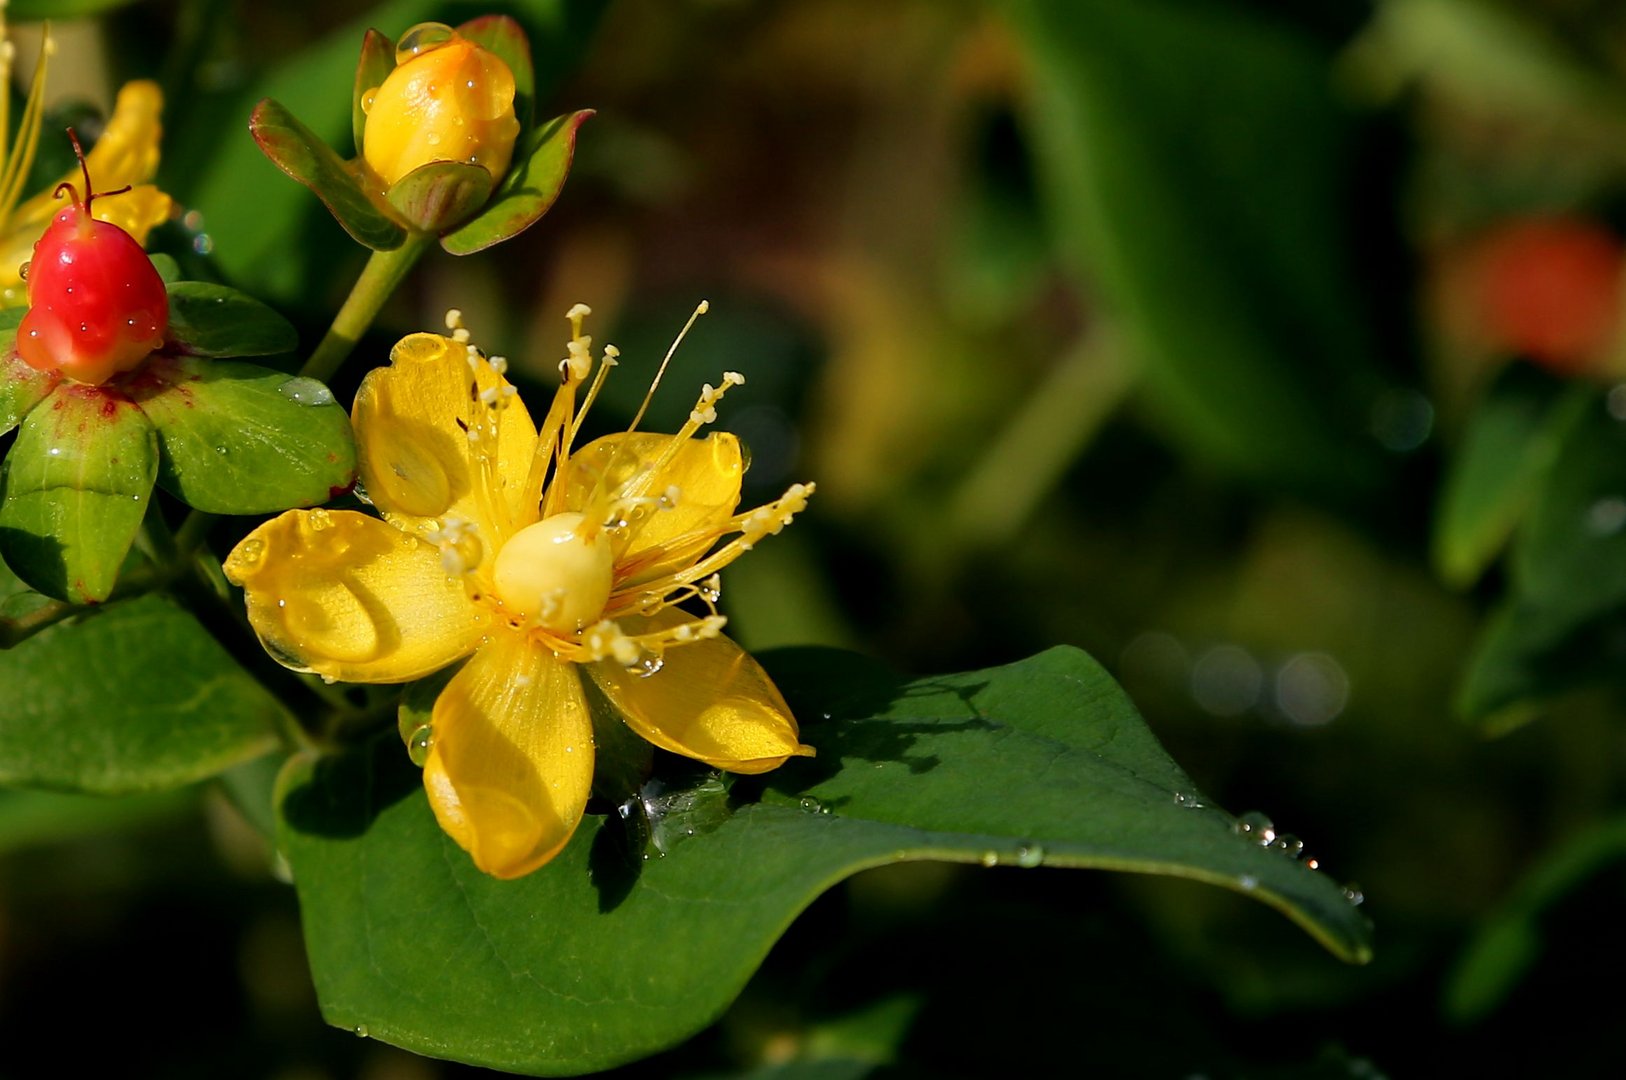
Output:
424,630,594,878
564,431,744,583
353,333,537,542
224,509,485,683
589,611,813,774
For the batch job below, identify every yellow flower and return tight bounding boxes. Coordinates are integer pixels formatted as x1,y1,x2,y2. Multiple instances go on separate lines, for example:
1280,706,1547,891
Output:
226,305,815,878
361,24,521,190
0,21,172,305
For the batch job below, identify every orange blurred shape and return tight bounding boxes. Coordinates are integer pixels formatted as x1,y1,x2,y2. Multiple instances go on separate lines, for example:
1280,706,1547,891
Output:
1480,217,1624,374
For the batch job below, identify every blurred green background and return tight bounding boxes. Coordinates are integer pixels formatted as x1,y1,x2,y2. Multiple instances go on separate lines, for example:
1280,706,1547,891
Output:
5,0,1626,1075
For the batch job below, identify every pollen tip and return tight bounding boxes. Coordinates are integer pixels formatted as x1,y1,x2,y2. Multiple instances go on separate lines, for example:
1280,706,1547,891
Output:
444,308,464,330
697,299,710,314
566,302,592,320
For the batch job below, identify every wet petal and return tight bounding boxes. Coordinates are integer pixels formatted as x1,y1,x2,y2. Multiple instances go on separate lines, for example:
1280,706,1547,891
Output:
224,509,484,683
564,431,743,583
9,81,169,235
588,611,812,774
353,332,536,541
424,631,594,878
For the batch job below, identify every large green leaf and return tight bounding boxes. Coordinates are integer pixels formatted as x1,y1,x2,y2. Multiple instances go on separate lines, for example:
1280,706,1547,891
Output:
1433,366,1587,588
1009,0,1393,495
279,646,1370,1075
8,0,136,16
132,357,355,515
165,281,300,357
1458,390,1626,725
0,385,157,602
440,110,591,254
0,594,284,793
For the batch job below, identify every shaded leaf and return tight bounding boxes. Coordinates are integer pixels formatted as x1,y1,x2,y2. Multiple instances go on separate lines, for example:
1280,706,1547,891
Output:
1010,0,1394,495
280,646,1370,1075
8,0,137,15
0,385,157,602
165,281,300,357
439,110,590,255
132,357,355,515
0,786,195,856
249,97,408,251
1433,365,1587,588
0,593,284,793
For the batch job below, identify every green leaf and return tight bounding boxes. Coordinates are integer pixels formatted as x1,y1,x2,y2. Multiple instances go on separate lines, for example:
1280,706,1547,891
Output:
352,29,396,158
8,0,137,16
1458,391,1626,724
165,281,300,357
1009,0,1392,495
0,594,284,792
131,357,355,515
249,97,408,252
387,160,495,233
1433,366,1588,588
0,350,59,437
440,110,591,255
0,786,195,856
0,385,157,603
279,646,1370,1074
148,253,182,284
458,14,536,129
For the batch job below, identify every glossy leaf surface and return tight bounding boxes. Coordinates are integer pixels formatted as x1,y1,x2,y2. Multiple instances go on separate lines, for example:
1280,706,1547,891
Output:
439,110,590,255
165,281,300,358
280,646,1370,1074
249,98,407,251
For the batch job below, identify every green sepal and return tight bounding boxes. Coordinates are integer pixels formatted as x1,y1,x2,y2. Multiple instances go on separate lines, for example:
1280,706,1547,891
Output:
0,349,59,437
352,28,396,157
131,357,356,515
387,161,495,234
279,646,1370,1075
440,110,592,256
0,384,157,603
457,14,535,130
249,97,408,252
165,281,300,358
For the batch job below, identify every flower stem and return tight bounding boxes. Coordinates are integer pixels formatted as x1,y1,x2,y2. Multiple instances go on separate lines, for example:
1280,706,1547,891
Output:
300,233,433,384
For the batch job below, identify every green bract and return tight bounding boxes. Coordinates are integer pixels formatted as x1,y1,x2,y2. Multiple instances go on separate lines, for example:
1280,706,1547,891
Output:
249,15,589,250
0,280,353,601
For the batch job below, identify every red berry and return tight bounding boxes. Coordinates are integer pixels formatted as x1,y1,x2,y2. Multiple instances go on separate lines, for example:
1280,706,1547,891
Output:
1479,217,1623,375
14,133,168,386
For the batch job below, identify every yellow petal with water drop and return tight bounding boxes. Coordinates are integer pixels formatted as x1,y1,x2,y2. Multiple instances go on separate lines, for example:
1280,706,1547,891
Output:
225,509,485,683
565,431,744,584
424,631,594,878
353,332,537,540
588,610,813,774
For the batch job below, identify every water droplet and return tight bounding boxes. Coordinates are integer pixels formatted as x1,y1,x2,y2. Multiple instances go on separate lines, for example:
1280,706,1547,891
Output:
278,377,335,407
214,445,229,455
426,132,442,147
979,851,998,867
18,261,27,280
1233,811,1276,845
1238,874,1258,891
354,1025,369,1038
406,724,433,766
798,796,822,813
1342,883,1365,907
636,654,665,678
361,90,377,115
1271,834,1304,859
307,508,333,531
228,537,267,576
1014,842,1045,868
1172,791,1206,809
396,22,456,64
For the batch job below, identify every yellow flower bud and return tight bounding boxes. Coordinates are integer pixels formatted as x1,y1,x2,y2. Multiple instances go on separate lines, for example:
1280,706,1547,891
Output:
361,25,521,189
